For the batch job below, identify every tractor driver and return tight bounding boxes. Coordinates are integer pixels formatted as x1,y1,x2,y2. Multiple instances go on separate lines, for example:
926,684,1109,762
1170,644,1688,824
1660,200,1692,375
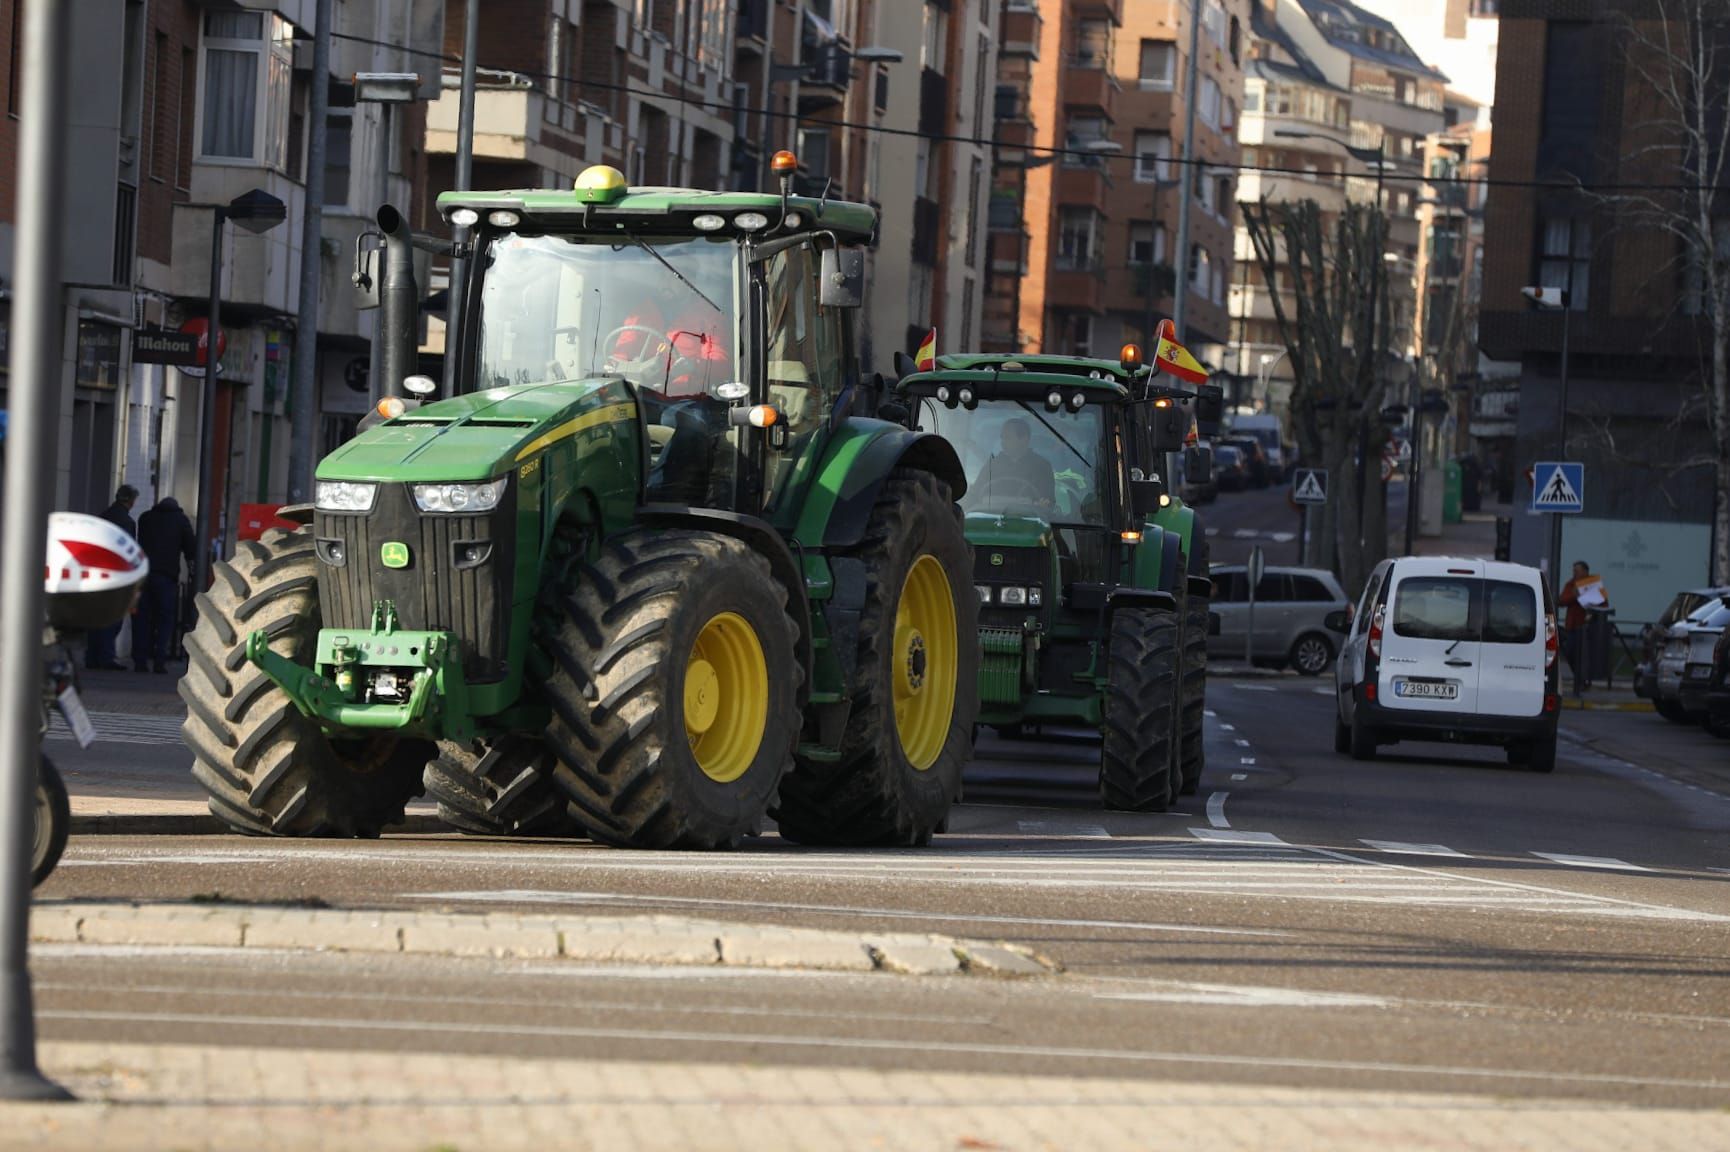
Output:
607,273,731,399
973,418,1057,510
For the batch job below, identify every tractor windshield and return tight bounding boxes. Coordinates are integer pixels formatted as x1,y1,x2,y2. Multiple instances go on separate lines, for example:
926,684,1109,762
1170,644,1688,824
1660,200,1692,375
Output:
474,232,740,398
917,397,1113,526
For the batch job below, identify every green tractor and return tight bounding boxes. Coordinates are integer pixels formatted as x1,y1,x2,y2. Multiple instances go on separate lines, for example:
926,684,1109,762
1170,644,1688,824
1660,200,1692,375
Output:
891,349,1214,810
178,160,979,849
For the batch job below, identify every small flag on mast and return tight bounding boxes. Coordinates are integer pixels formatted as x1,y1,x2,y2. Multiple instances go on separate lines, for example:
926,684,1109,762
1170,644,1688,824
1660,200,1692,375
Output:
1153,319,1208,385
915,328,937,371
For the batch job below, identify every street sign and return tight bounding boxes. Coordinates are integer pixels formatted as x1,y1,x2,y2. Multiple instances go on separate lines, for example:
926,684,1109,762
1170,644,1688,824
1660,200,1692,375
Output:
1247,543,1265,590
132,326,199,366
1292,468,1328,505
1531,461,1584,514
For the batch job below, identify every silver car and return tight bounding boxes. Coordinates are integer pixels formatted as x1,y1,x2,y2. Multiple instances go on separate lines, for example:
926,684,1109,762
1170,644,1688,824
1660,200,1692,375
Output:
1208,564,1351,675
1655,597,1730,723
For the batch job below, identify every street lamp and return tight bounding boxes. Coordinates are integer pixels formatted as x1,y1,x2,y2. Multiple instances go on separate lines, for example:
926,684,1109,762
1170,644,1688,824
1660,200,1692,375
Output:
194,189,287,603
1522,284,1572,585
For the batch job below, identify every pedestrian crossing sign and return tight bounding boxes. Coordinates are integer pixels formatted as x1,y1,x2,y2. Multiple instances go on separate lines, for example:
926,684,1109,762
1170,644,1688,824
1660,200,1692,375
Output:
1531,461,1584,513
1292,468,1328,505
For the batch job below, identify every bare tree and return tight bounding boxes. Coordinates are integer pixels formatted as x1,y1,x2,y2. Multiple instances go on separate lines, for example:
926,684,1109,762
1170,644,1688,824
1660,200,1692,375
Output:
1594,0,1730,583
1242,198,1391,594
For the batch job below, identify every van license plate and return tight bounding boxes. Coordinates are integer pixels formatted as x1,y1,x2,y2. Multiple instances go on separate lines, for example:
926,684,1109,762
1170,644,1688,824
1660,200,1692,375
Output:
1394,680,1457,700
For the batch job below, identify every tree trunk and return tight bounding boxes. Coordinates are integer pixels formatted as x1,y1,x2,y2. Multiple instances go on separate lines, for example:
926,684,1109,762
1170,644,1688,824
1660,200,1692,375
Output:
1714,301,1730,585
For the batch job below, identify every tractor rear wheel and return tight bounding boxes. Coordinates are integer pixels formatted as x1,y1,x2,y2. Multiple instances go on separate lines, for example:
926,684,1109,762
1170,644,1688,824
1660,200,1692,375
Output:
774,469,977,846
425,735,581,836
179,528,430,837
1099,606,1180,812
542,529,801,850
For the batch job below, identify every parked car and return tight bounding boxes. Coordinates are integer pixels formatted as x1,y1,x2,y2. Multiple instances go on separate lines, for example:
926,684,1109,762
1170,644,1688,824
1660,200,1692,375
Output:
1227,414,1289,482
1653,596,1730,724
1208,564,1350,675
1214,444,1249,492
1635,586,1729,700
1221,437,1271,488
1706,626,1730,738
1330,556,1560,771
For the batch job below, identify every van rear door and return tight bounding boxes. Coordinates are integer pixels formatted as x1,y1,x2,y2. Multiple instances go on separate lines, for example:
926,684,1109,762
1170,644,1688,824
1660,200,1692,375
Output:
1476,575,1545,718
1381,564,1482,715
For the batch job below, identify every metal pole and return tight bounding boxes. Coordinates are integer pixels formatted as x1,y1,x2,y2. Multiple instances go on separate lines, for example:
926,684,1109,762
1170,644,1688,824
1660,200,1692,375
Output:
0,0,74,1101
1405,413,1420,555
1357,143,1386,549
193,210,226,607
1170,0,1204,340
442,0,480,398
370,103,394,406
288,0,332,503
1550,300,1572,589
1145,179,1160,345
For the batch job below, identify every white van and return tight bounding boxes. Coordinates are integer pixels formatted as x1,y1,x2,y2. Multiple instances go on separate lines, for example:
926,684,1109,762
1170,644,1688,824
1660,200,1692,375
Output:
1330,557,1561,771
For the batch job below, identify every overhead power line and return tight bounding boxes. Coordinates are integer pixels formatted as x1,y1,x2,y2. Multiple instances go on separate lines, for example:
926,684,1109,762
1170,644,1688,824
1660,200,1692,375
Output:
330,29,1728,197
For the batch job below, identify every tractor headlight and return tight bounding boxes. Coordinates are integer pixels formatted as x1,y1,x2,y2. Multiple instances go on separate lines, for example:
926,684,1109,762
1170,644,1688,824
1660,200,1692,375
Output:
315,481,378,513
976,585,993,604
1000,586,1028,607
412,477,508,513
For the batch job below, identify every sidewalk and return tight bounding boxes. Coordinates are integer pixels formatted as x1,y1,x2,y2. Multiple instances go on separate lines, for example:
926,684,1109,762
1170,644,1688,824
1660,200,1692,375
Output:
1410,499,1513,560
72,665,185,716
5,1041,1723,1152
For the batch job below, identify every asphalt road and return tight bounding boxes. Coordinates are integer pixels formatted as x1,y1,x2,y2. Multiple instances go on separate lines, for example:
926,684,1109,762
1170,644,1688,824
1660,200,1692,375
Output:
1200,474,1411,567
32,675,1730,1110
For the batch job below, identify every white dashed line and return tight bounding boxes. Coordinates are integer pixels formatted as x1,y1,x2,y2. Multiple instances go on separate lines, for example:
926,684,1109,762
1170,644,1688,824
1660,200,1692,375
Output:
1232,529,1258,539
1239,757,1256,765
1206,792,1230,829
1235,739,1251,747
1231,773,1248,781
1311,687,1333,696
1190,828,1286,846
1360,840,1469,858
1017,821,1111,839
1532,852,1650,872
1218,723,1235,731
1269,532,1296,544
1234,684,1276,692
1203,710,1217,718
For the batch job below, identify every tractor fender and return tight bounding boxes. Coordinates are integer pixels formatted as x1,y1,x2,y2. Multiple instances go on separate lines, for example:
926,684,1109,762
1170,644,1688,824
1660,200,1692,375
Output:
797,419,967,550
636,504,813,707
1151,500,1198,569
1104,587,1179,630
1158,528,1184,599
1187,574,1215,599
275,503,314,526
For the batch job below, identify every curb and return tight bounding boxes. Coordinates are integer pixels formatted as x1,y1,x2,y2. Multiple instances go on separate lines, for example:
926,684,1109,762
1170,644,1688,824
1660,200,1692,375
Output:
1559,698,1654,712
30,901,1062,980
69,813,451,836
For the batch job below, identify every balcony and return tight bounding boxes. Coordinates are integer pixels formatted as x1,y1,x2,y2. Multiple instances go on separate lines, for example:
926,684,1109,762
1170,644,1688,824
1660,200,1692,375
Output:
1063,63,1117,119
995,117,1036,150
1002,4,1042,57
1054,163,1109,214
797,41,852,109
989,228,1028,274
1069,0,1122,23
736,0,768,52
426,81,617,173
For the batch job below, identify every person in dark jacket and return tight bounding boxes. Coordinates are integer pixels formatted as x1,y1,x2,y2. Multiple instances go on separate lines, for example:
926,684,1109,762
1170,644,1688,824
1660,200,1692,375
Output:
134,496,195,673
85,485,139,670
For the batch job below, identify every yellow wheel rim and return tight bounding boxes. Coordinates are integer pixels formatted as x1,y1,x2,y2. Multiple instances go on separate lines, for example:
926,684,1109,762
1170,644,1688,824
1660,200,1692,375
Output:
685,611,769,783
892,554,958,771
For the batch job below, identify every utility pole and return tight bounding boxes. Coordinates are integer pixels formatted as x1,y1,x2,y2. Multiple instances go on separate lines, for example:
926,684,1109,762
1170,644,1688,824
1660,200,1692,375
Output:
442,0,480,398
0,0,74,1102
287,0,332,503
1170,0,1204,341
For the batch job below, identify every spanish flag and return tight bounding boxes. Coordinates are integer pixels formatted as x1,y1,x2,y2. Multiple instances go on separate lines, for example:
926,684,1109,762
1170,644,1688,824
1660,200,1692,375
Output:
915,328,937,371
1153,318,1208,385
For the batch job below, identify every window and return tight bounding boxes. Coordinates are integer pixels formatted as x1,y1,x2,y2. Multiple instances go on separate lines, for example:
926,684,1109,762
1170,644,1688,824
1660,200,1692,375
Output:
1243,88,1261,114
1392,577,1476,641
798,126,832,182
1063,115,1110,166
1133,131,1171,182
323,110,352,207
1216,176,1234,216
1075,19,1111,67
973,33,990,127
1189,244,1211,292
1537,217,1590,310
176,47,194,189
1056,208,1100,271
76,321,122,390
1484,582,1537,645
1138,40,1174,88
1198,76,1221,130
546,17,563,107
1290,575,1334,603
1129,222,1166,266
1229,14,1241,63
1198,173,1217,216
1202,0,1226,47
921,4,948,72
198,10,295,167
965,157,983,265
147,31,167,181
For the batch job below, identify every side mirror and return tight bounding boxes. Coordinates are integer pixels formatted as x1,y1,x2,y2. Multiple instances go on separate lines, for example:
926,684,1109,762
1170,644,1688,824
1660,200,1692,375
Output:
893,350,919,380
1323,609,1350,634
1183,444,1213,482
1208,610,1222,636
877,400,910,426
1193,383,1224,438
1129,477,1164,518
819,246,865,309
1148,401,1185,453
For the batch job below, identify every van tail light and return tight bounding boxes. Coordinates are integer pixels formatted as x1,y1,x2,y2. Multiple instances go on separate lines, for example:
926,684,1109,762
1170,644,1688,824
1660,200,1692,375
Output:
1544,694,1559,713
1544,612,1558,670
1367,605,1385,662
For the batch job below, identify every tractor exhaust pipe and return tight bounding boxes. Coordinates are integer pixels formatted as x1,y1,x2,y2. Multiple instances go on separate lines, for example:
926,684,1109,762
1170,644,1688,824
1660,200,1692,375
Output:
372,204,418,404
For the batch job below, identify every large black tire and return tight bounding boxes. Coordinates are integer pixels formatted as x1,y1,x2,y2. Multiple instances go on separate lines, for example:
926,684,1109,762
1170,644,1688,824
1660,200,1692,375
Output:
1349,706,1378,761
1099,607,1180,811
179,528,430,837
32,754,69,888
1179,539,1210,797
1508,733,1558,773
774,469,978,846
425,735,581,836
542,529,801,850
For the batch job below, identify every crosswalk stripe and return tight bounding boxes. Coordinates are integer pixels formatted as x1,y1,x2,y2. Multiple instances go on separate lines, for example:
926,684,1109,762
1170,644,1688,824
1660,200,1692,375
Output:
1532,852,1649,872
1360,841,1469,858
45,710,183,746
1189,828,1286,845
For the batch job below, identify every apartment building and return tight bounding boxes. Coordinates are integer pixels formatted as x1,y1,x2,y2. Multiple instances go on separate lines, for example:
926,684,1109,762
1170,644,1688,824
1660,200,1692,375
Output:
1479,4,1719,606
1227,0,1444,414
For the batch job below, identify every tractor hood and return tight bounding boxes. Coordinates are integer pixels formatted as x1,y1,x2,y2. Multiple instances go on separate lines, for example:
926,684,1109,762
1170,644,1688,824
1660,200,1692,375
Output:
316,379,637,483
963,511,1053,550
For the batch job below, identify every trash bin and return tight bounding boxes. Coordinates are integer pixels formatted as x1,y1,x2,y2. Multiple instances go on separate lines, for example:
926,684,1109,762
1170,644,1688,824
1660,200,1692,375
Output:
1443,459,1462,524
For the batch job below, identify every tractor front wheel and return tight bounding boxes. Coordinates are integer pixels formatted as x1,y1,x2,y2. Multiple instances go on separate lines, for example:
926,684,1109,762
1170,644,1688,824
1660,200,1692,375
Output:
1100,606,1180,812
542,529,801,850
179,528,430,837
774,469,977,847
425,735,581,837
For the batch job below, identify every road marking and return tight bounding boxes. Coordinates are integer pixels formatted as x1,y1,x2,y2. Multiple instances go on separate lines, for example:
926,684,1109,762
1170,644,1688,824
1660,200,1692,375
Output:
1360,841,1469,858
1232,529,1258,539
1230,774,1247,782
1203,709,1217,718
45,711,184,747
1311,687,1333,696
1016,820,1110,839
1095,982,1388,1009
1269,532,1296,543
1240,757,1256,765
1233,684,1276,692
38,1009,1730,1093
1218,723,1235,731
1205,792,1230,829
1190,828,1285,845
1532,852,1650,872
1234,738,1251,747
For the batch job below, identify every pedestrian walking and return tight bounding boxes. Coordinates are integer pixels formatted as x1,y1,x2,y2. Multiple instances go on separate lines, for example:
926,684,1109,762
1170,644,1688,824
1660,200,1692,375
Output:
85,483,139,669
1557,560,1608,697
134,495,195,673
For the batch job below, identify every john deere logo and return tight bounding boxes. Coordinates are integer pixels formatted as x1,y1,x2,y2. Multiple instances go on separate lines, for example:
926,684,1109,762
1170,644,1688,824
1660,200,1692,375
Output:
380,542,410,569
990,553,1004,567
